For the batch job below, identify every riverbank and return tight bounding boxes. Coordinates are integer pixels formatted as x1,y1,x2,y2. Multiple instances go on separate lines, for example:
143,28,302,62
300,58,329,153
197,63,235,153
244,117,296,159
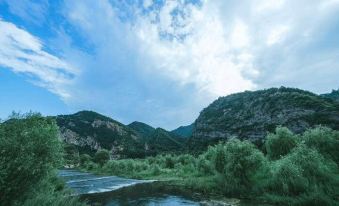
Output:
73,127,339,206
60,169,245,206
80,181,245,206
75,165,269,206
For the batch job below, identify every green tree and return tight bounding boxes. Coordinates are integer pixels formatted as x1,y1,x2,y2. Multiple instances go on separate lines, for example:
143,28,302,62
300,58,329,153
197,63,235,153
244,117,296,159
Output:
0,113,63,205
265,127,298,160
79,154,92,166
64,144,79,166
0,113,85,206
214,144,226,173
164,155,175,169
223,139,268,195
197,155,213,175
302,126,339,165
266,144,338,205
94,149,110,166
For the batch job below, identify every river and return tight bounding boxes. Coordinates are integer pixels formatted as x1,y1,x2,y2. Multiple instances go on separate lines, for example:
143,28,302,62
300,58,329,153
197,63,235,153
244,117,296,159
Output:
59,169,202,205
59,170,269,206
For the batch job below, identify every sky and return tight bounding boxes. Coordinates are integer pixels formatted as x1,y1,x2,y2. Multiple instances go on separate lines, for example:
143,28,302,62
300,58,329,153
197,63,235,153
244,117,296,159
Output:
0,0,339,129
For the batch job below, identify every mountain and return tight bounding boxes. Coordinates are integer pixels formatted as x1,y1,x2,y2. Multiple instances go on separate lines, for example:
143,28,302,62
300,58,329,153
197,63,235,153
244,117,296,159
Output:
322,89,339,102
147,128,185,154
128,121,155,139
55,87,339,157
189,87,339,149
171,124,193,138
56,111,146,158
56,111,185,158
127,121,186,155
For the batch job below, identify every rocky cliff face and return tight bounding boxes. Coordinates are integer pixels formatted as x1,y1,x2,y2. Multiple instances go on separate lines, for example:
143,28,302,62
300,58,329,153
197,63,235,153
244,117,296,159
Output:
56,111,145,158
190,87,339,148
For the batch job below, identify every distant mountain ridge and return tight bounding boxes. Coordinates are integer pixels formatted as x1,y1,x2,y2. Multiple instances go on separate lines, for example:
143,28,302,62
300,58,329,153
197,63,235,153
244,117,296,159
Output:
55,87,339,157
128,121,155,140
321,89,339,102
56,111,145,158
56,111,185,158
128,121,186,154
189,87,339,150
171,124,193,138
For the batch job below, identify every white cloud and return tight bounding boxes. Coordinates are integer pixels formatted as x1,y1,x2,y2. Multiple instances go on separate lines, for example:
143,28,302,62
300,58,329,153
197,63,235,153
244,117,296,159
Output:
230,20,250,49
0,19,77,99
134,1,256,97
254,0,285,12
143,0,153,9
0,0,49,25
55,0,339,128
3,0,337,128
320,0,339,10
266,25,290,46
57,0,259,128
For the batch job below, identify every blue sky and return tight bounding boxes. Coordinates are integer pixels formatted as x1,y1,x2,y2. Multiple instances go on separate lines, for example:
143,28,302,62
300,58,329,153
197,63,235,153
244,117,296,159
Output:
0,0,339,129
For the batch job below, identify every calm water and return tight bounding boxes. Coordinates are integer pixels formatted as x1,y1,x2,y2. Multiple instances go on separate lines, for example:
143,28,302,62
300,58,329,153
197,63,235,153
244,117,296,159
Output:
59,170,201,206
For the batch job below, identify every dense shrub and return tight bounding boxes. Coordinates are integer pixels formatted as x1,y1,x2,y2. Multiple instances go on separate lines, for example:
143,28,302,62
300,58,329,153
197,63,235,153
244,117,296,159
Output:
79,154,92,166
164,155,175,169
266,144,338,205
214,144,226,173
197,156,213,175
94,149,110,166
302,126,339,165
64,144,79,166
151,164,161,175
265,127,298,160
222,139,268,195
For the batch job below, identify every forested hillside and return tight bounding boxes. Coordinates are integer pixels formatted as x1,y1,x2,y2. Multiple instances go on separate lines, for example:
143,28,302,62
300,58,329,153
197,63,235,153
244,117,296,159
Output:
189,87,339,150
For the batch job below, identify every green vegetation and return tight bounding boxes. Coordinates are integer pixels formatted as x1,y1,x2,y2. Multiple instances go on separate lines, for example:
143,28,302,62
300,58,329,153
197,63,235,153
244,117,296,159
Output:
265,126,298,160
56,111,186,159
322,89,339,102
94,149,110,166
171,124,194,138
128,121,155,138
302,126,339,165
56,111,146,158
0,113,85,206
191,87,339,151
81,126,339,206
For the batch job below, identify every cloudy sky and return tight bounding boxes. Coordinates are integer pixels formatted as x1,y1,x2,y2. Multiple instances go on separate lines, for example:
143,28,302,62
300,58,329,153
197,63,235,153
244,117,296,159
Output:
0,0,338,129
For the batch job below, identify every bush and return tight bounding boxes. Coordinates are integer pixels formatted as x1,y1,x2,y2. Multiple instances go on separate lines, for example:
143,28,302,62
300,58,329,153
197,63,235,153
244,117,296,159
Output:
20,177,85,206
151,164,161,175
266,144,338,205
223,139,268,195
214,144,226,173
302,126,339,165
64,144,79,166
94,149,110,166
79,154,92,166
265,127,298,160
197,156,213,175
177,154,195,165
164,155,175,169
